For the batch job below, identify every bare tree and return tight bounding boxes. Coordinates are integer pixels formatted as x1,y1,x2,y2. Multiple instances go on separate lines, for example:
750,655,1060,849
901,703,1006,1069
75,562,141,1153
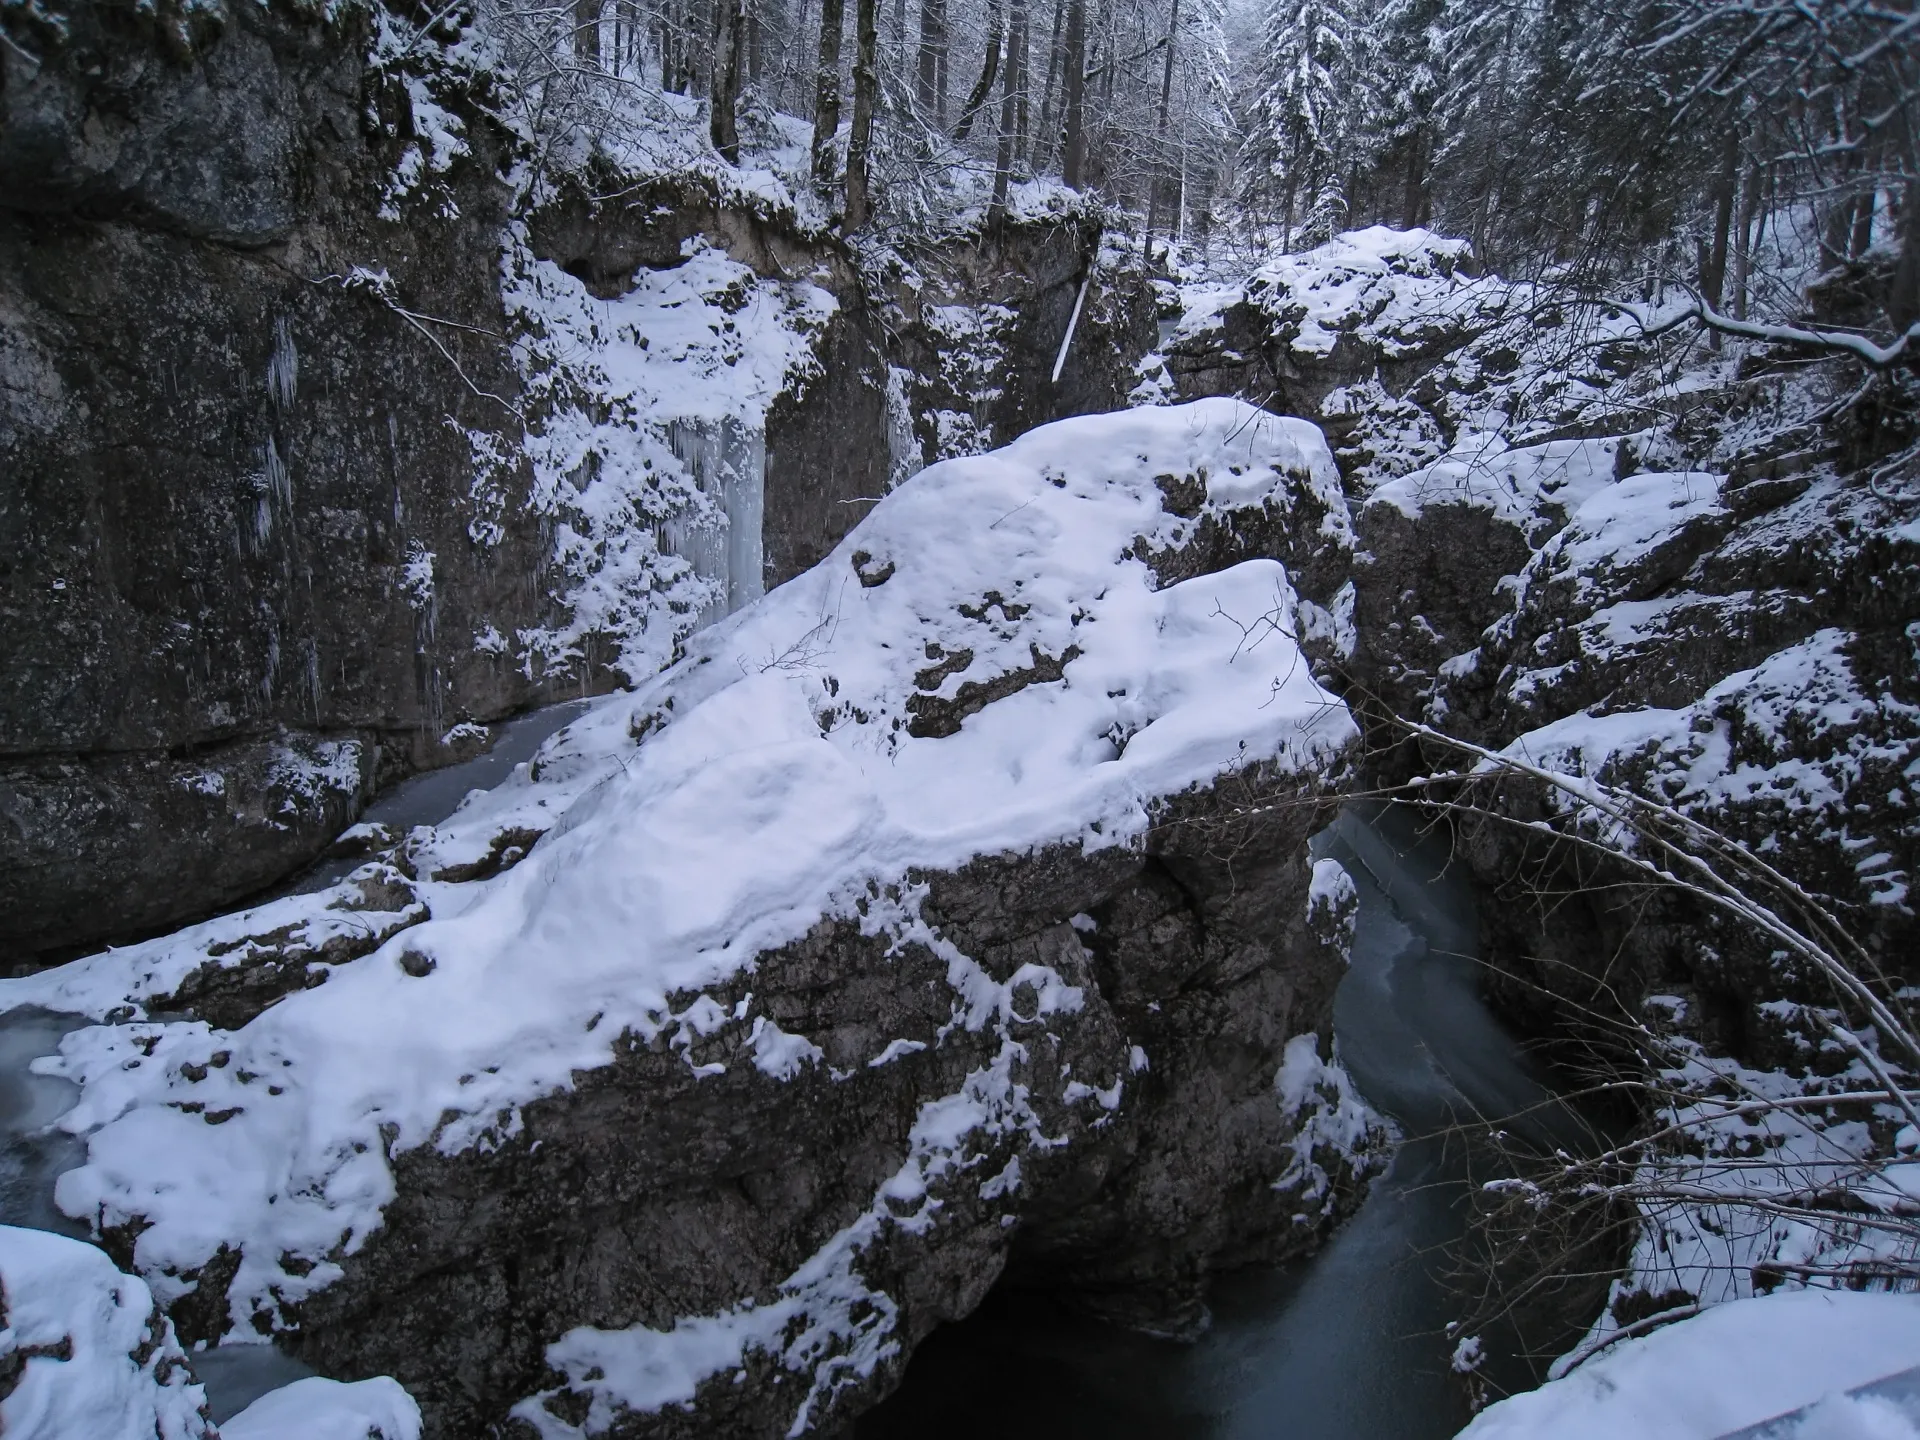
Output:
918,0,950,125
1061,0,1087,187
845,0,879,227
710,0,747,161
953,0,1004,141
988,0,1028,226
812,0,847,185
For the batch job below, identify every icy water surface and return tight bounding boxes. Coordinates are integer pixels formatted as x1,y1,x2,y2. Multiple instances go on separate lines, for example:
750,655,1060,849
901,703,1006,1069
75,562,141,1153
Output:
858,802,1571,1440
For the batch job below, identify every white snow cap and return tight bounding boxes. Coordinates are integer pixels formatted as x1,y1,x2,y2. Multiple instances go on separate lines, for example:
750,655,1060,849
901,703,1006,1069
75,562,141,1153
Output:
1459,1289,1920,1440
0,1225,210,1440
9,398,1358,1342
222,1376,422,1440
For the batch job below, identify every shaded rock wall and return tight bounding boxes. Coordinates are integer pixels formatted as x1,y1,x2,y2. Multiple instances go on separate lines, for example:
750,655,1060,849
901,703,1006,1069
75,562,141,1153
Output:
0,0,553,963
0,2,1160,966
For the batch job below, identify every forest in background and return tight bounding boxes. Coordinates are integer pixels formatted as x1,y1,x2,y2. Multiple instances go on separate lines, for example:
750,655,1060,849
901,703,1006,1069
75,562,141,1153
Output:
497,0,1920,332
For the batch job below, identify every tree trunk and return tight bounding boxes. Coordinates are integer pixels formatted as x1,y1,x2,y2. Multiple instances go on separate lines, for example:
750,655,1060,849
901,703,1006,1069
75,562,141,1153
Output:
1732,157,1762,321
1701,127,1739,348
811,0,846,186
1139,0,1178,260
710,0,746,162
1402,127,1431,229
1893,179,1920,332
1036,0,1065,172
988,0,1026,228
954,0,1003,141
1061,0,1085,188
661,0,682,90
917,0,949,124
574,0,603,65
1850,189,1875,259
844,0,878,228
1012,0,1030,167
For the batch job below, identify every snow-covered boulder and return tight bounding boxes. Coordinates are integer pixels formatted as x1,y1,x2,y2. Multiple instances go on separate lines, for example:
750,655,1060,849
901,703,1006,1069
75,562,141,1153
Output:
5,399,1385,1437
1162,229,1494,427
1151,228,1664,488
0,1224,211,1439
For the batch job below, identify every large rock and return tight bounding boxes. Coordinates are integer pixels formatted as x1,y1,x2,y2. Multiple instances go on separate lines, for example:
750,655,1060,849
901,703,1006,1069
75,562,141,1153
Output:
0,0,552,962
5,400,1387,1438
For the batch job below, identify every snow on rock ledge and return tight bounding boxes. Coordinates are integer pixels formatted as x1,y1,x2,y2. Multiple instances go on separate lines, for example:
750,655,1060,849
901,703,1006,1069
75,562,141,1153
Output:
5,399,1382,1438
222,1376,421,1440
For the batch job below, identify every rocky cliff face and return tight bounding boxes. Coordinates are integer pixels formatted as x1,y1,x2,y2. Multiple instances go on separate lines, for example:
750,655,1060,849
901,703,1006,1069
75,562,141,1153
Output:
0,0,549,962
1156,227,1920,1327
1155,231,1917,1042
0,0,1159,968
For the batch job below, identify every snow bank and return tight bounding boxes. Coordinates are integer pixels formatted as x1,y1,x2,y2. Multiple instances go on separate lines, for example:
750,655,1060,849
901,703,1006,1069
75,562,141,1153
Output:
1459,1290,1920,1440
4,398,1358,1344
222,1376,421,1440
0,1225,210,1440
1369,434,1625,533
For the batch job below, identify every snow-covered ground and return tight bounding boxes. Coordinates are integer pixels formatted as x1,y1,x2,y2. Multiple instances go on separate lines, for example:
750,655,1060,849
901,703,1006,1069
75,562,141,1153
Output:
1460,1290,1920,1440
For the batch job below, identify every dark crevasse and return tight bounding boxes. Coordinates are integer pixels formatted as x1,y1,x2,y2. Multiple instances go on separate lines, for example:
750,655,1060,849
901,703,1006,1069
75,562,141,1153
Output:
857,802,1573,1440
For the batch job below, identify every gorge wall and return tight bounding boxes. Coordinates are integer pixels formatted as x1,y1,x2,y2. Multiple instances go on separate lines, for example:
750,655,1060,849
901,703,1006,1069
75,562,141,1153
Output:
0,0,1157,968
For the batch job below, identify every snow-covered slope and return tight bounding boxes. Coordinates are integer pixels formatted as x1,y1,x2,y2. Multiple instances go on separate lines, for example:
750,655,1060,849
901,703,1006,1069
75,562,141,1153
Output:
1460,1289,1920,1440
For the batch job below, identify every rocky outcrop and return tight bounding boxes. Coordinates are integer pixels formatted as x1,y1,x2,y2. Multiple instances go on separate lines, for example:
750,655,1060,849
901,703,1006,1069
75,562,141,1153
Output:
1300,241,1920,1076
0,0,552,962
4,401,1385,1438
886,211,1156,467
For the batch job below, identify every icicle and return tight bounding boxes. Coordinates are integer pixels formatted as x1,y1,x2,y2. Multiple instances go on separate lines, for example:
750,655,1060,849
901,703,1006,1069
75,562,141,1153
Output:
1052,274,1091,385
267,317,298,414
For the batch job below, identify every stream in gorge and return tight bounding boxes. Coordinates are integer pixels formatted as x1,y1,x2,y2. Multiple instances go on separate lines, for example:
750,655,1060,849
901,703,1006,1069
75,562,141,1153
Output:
858,802,1578,1440
0,706,1581,1433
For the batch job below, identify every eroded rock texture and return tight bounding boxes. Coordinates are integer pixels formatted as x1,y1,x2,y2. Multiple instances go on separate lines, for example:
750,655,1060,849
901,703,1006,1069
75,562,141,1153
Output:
0,0,1159,966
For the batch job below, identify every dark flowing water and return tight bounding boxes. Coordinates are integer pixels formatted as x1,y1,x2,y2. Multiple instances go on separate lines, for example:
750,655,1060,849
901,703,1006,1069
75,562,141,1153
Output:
858,803,1567,1440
